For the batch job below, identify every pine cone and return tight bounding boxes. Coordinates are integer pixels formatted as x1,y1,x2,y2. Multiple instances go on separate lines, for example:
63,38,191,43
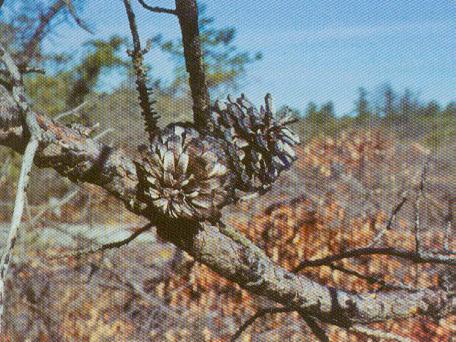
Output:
211,93,300,192
137,123,235,221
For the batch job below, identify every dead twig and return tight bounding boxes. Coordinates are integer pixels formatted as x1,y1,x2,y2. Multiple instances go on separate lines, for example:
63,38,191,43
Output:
51,223,153,259
22,0,66,64
231,307,297,341
0,44,44,329
123,0,160,142
28,189,79,227
54,101,88,121
328,263,415,291
294,247,456,271
367,191,408,248
63,0,93,34
0,138,39,324
93,128,114,141
137,0,176,15
414,159,429,255
298,312,329,342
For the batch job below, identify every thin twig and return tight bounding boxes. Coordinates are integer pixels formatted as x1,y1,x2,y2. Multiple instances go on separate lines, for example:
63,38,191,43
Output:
51,223,153,259
414,159,429,255
22,0,66,64
93,128,114,141
367,191,408,248
444,198,453,253
294,246,456,271
20,66,46,75
298,312,329,342
54,101,88,121
123,0,160,142
231,307,297,341
63,0,93,34
28,189,79,227
137,0,176,15
328,263,414,291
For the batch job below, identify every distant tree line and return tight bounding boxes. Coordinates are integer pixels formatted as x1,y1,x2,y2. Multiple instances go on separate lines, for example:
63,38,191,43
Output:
291,85,455,147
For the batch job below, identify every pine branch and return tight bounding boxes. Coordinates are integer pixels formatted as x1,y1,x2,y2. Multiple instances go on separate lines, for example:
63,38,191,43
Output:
174,0,213,132
123,0,160,142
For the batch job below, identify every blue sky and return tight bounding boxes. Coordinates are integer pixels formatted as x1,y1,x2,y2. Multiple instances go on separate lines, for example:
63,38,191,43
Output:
34,0,456,114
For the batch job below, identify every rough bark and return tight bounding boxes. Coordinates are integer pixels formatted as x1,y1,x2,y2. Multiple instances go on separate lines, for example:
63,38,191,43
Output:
0,84,454,326
175,0,213,132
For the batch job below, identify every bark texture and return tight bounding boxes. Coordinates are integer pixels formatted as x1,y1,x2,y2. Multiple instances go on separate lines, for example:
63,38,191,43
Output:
0,84,454,327
175,0,213,132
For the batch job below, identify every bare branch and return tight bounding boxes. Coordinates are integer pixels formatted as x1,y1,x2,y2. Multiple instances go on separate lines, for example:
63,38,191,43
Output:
0,84,455,325
0,44,45,329
414,159,429,255
52,223,153,259
63,0,93,34
328,263,414,291
137,0,176,15
54,101,88,121
22,0,66,64
298,312,329,342
0,138,38,327
174,0,213,132
123,0,160,142
367,191,408,248
295,247,455,271
231,307,296,341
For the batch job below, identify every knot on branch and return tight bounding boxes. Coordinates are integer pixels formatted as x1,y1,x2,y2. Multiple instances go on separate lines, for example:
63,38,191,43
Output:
420,289,454,319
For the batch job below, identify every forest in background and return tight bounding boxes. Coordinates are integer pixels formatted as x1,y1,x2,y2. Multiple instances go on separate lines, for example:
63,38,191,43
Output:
0,1,454,340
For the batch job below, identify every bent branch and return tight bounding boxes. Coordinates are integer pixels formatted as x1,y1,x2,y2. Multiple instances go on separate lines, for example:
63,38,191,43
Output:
0,84,454,326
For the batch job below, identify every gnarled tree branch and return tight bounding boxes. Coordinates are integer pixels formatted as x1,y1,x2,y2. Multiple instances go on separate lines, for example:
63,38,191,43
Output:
0,65,454,333
0,82,455,327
